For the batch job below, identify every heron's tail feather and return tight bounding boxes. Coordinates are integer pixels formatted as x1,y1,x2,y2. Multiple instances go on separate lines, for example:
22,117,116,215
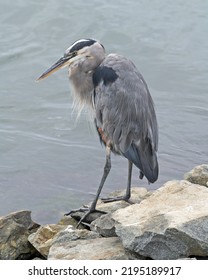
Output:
123,140,158,183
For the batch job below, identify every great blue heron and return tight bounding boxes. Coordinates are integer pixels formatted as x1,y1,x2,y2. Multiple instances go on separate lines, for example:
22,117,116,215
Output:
37,38,158,225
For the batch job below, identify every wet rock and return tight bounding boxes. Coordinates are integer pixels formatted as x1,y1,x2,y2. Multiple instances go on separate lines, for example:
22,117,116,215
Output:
184,164,208,187
0,210,40,259
113,180,208,260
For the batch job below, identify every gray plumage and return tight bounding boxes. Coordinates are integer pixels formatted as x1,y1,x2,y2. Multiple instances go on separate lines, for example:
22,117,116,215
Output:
37,38,159,225
93,54,158,182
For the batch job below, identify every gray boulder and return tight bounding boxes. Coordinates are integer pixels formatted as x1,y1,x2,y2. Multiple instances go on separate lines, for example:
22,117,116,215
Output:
48,226,142,259
49,233,133,260
184,164,208,187
90,213,117,237
113,180,208,259
0,210,40,259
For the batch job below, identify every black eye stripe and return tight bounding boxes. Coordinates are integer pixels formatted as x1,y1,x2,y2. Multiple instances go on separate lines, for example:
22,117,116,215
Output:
70,39,96,52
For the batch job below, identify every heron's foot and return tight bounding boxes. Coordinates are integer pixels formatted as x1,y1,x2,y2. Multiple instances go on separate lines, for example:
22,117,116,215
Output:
65,205,106,228
76,208,106,227
65,205,89,216
101,195,134,204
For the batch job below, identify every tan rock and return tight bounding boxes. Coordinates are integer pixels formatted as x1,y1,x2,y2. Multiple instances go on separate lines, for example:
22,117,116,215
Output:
28,224,68,258
49,236,132,260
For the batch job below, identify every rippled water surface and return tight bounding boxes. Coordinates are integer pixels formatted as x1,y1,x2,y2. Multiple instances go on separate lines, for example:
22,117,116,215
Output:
1,0,208,223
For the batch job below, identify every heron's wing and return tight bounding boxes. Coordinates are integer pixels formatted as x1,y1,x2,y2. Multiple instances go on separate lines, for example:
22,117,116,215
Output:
93,54,158,183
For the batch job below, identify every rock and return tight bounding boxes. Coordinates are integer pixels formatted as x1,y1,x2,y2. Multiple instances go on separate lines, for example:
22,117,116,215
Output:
184,164,208,187
28,224,68,258
28,215,86,258
48,226,140,259
2,165,208,260
48,226,101,258
113,180,208,260
88,200,130,237
97,200,130,213
0,210,40,260
49,234,134,260
57,215,84,227
70,209,105,224
90,187,151,237
101,187,152,204
55,227,100,242
90,213,117,237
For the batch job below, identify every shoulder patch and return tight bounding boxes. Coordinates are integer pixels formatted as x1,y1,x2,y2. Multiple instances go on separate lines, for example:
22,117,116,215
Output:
93,66,118,87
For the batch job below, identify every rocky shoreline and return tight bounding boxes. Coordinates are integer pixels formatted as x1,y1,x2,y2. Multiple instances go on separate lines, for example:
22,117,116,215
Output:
0,164,208,260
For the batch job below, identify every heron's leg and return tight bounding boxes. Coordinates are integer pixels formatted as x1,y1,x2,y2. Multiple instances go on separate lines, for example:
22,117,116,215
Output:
66,146,111,226
88,145,112,210
124,160,133,200
101,160,133,203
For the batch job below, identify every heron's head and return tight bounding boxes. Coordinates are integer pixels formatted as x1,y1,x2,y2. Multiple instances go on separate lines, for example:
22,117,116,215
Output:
37,39,105,80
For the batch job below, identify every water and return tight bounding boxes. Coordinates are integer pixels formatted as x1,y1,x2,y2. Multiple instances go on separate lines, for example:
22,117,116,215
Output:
0,0,208,224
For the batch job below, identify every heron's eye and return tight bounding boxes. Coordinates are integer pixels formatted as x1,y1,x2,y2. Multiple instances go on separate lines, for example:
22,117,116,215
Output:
64,51,77,59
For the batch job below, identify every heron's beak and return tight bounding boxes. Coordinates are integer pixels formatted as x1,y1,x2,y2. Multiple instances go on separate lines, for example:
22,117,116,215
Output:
37,53,75,81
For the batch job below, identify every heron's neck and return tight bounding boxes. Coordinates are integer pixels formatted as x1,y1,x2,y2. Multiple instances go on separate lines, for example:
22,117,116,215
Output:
69,68,94,113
